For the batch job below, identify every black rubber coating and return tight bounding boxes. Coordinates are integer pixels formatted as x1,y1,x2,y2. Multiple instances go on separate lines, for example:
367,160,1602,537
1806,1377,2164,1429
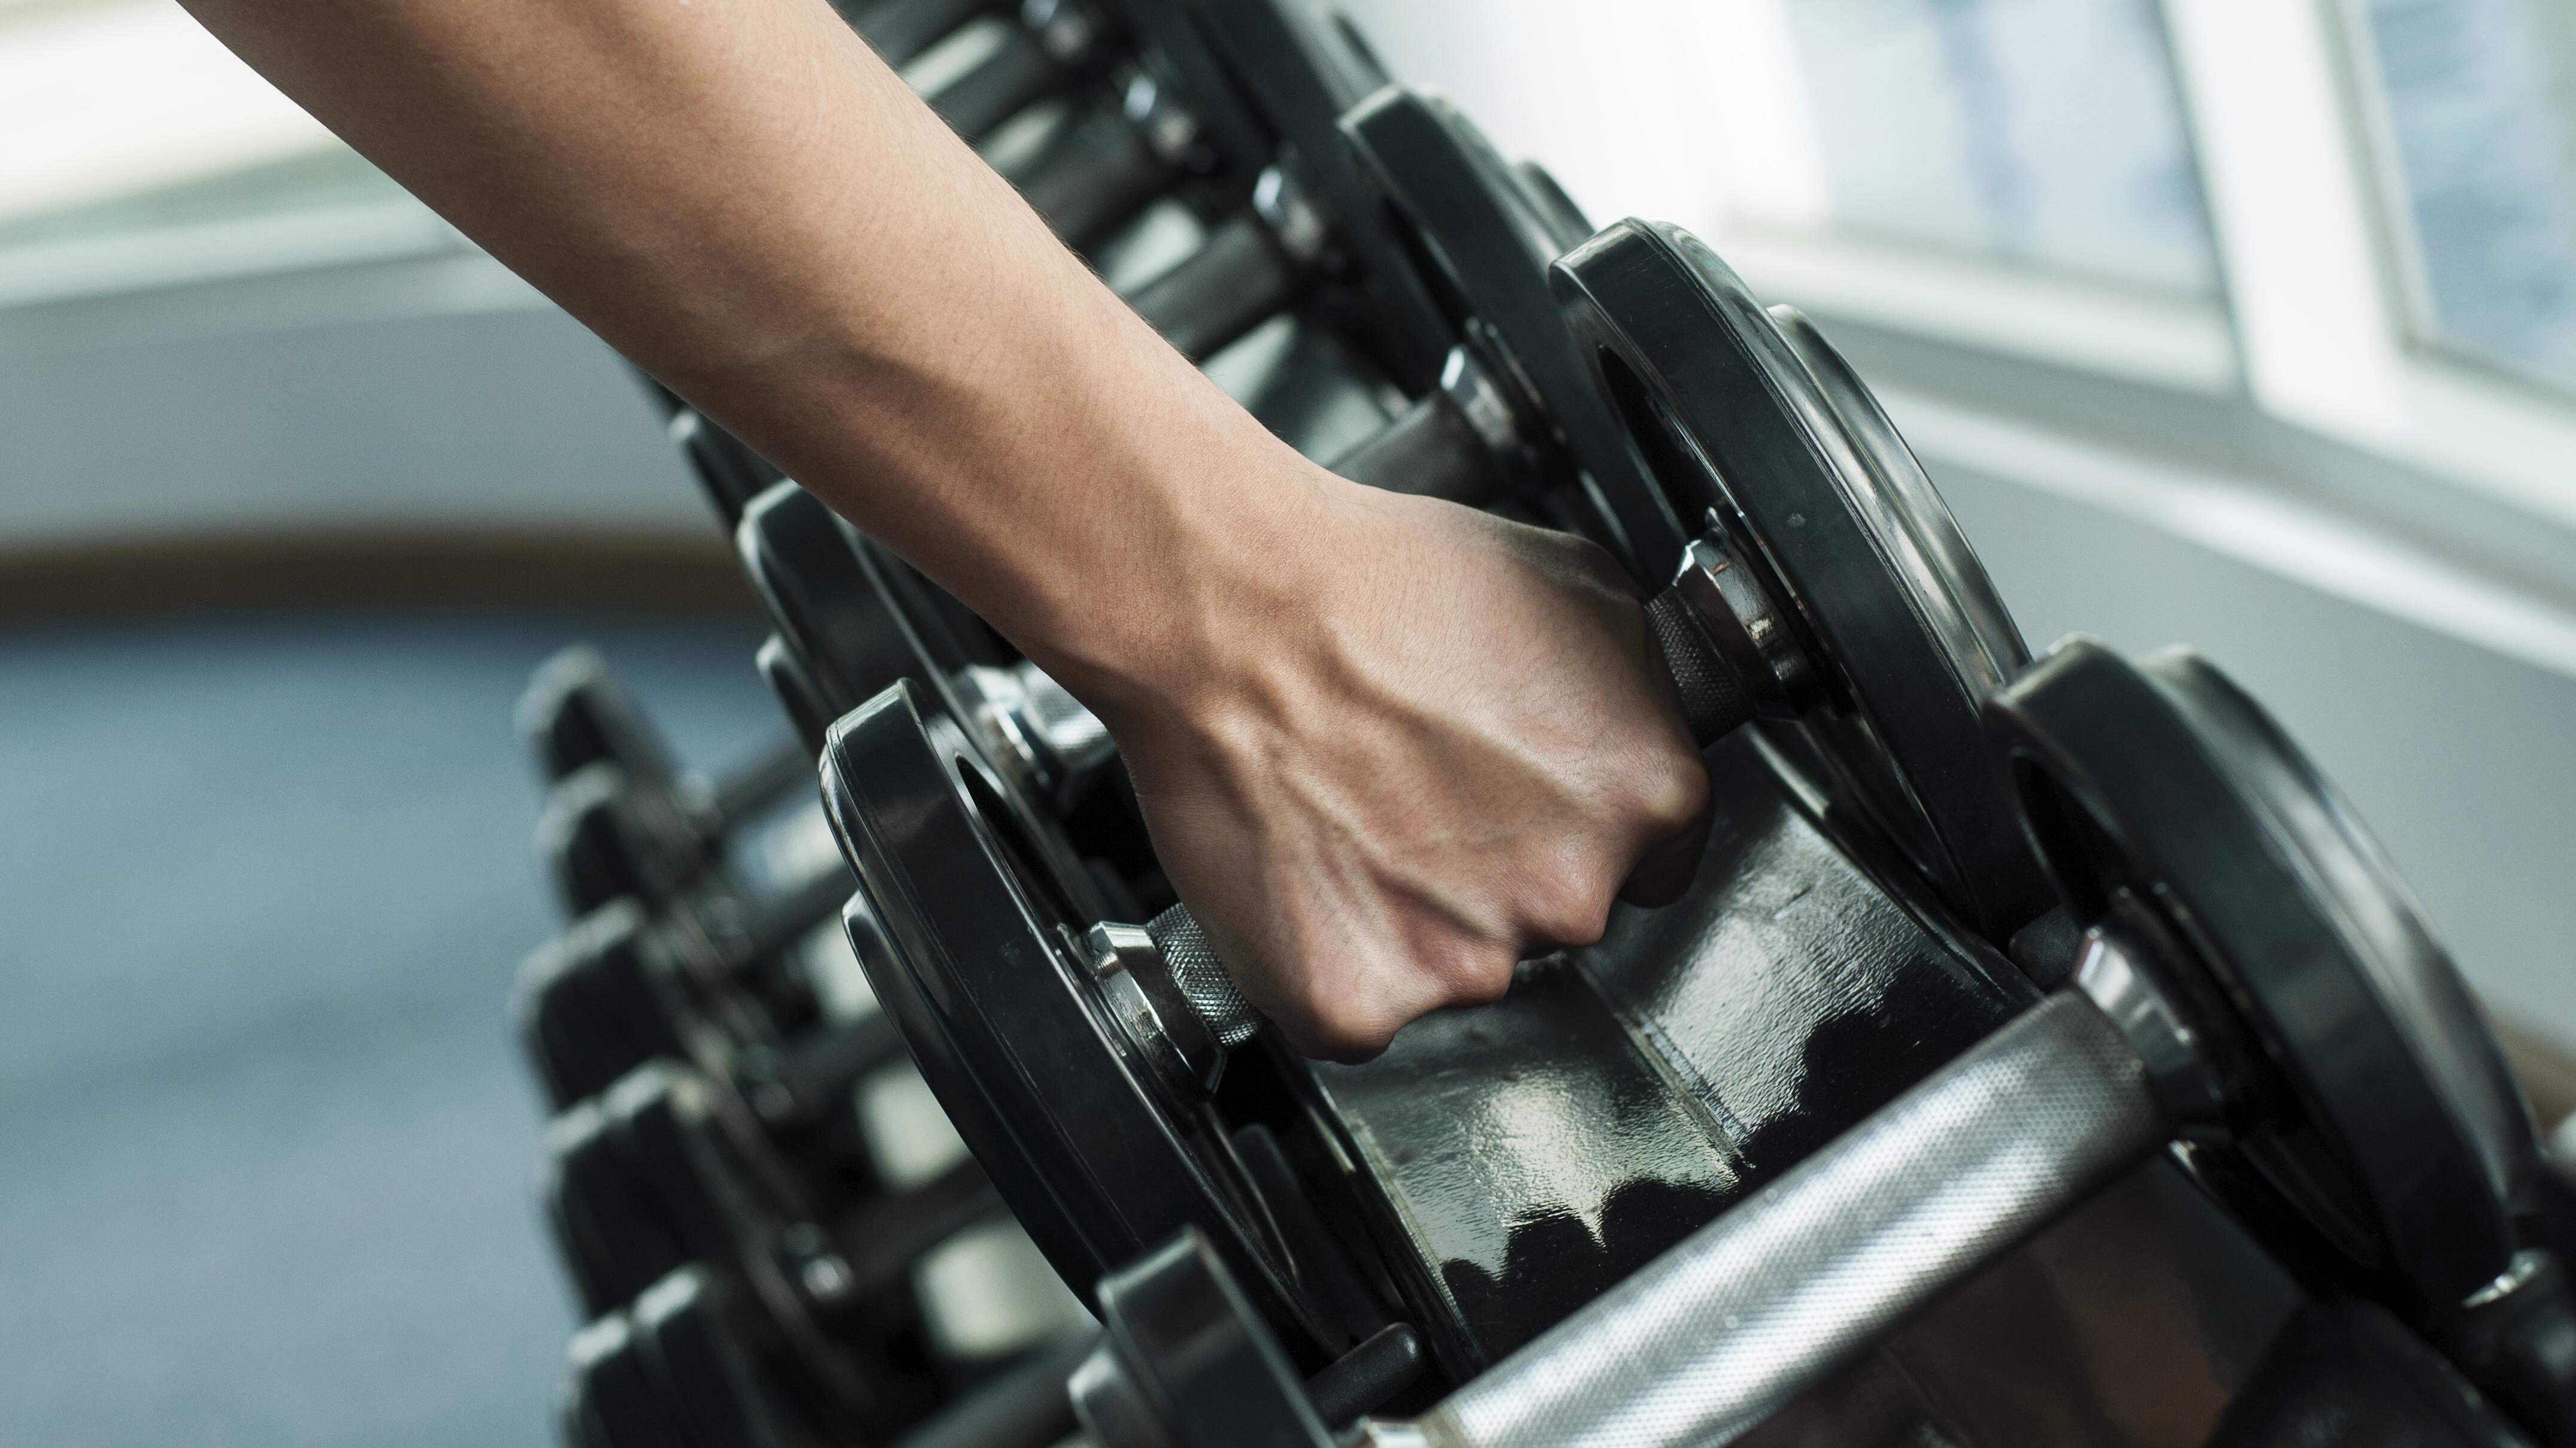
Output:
888,1331,1100,1448
707,737,817,829
928,28,1063,145
858,0,995,68
1130,211,1303,362
828,1158,1001,1302
521,646,681,787
669,409,783,528
1306,1323,1426,1429
756,635,836,755
1019,102,1173,251
742,863,859,965
1327,392,1505,505
1643,589,1753,746
742,1011,906,1129
2211,1302,2532,1448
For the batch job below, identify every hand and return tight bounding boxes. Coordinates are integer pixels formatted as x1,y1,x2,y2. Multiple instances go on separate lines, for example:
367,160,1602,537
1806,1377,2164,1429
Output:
1054,466,1711,1062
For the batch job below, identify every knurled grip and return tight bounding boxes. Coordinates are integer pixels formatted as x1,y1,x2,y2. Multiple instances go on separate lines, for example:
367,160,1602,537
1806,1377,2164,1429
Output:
1147,905,1261,1051
1412,991,2163,1448
1644,589,1752,746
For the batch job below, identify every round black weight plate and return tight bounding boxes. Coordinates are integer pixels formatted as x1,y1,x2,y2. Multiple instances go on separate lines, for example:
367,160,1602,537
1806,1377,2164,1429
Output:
1987,637,2540,1319
1188,0,1453,389
1340,90,1654,575
818,681,1334,1355
1077,1229,1331,1448
1552,219,2051,941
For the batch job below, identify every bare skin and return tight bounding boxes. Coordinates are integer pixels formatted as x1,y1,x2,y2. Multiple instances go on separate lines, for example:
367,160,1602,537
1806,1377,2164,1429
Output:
178,0,1709,1060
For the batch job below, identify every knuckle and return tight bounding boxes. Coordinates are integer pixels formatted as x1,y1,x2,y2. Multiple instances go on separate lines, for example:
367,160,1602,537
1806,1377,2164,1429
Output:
1634,744,1710,833
1519,874,1614,950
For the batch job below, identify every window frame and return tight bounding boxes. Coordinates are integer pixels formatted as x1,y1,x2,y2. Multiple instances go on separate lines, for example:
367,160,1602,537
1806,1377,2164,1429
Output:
2157,0,2576,529
1694,0,2241,393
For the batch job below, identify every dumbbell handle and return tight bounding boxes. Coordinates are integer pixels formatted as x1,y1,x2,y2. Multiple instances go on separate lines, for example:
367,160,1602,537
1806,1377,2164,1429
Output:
1129,209,1303,363
927,25,1064,145
858,0,995,69
1378,990,2163,1448
1133,570,1782,1056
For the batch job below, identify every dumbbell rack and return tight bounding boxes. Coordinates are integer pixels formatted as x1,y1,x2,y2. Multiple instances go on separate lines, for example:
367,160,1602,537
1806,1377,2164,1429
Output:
504,1,2576,1446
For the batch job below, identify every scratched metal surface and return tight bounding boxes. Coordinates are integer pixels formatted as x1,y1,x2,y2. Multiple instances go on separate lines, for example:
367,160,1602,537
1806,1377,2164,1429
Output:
1303,731,2026,1374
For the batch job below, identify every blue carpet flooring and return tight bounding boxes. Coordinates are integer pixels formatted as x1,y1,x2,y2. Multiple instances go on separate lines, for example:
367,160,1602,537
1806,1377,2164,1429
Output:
0,612,782,1447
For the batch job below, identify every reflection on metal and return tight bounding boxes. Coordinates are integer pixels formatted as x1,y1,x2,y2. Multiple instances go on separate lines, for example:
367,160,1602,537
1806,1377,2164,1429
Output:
1302,732,2023,1374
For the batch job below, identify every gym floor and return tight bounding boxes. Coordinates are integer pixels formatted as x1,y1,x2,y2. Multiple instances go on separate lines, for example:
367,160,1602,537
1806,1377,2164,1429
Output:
0,611,779,1447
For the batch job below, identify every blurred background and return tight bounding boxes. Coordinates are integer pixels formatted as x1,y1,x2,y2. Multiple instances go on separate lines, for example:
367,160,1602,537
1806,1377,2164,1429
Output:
1,0,2571,1441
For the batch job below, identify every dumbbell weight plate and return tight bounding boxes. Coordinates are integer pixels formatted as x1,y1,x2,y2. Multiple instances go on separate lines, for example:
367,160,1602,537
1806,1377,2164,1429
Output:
737,482,1127,827
1554,220,2052,942
1189,0,1453,390
1988,638,2540,1322
1339,90,1653,572
819,682,1342,1357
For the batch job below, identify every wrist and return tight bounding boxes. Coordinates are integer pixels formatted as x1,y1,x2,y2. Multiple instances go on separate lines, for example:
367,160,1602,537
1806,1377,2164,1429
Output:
1021,440,1366,729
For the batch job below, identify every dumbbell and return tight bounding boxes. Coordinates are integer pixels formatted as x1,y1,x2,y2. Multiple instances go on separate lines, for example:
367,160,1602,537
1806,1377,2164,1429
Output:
913,0,1112,149
567,1262,1102,1448
726,81,1666,819
737,485,1112,816
1074,0,1442,369
514,860,858,1111
1068,637,2576,1448
992,0,1282,259
812,205,2085,1360
963,0,1394,373
1549,219,2058,940
667,407,789,529
812,196,2057,1232
520,647,811,873
544,1049,994,1326
563,1259,942,1448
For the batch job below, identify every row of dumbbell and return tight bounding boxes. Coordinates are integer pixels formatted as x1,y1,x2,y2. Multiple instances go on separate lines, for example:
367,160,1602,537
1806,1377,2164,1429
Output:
799,4,2576,1443
512,651,1101,1448
540,0,2172,1436
532,0,2576,1441
512,0,1509,1440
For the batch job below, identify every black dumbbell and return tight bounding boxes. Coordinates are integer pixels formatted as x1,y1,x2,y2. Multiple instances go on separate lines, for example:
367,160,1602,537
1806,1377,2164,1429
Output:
666,407,789,529
543,1045,986,1322
1007,0,1454,380
851,0,1007,71
913,0,1113,149
564,1260,940,1448
738,483,1113,813
514,861,856,1111
1548,219,2054,940
997,0,1280,257
1049,77,1649,568
734,482,1164,921
1074,0,1430,367
810,211,2078,1368
520,646,810,864
1069,637,2576,1448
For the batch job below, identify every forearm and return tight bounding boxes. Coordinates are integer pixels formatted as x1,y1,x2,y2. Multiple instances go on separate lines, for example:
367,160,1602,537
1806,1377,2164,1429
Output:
177,0,1306,692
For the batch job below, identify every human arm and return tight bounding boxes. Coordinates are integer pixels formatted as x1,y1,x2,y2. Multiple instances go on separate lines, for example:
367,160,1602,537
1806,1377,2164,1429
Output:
175,0,1708,1058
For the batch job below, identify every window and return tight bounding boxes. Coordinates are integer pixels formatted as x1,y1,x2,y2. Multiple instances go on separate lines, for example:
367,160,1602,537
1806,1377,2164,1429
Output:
0,0,435,306
1781,0,2218,296
2350,0,2576,395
